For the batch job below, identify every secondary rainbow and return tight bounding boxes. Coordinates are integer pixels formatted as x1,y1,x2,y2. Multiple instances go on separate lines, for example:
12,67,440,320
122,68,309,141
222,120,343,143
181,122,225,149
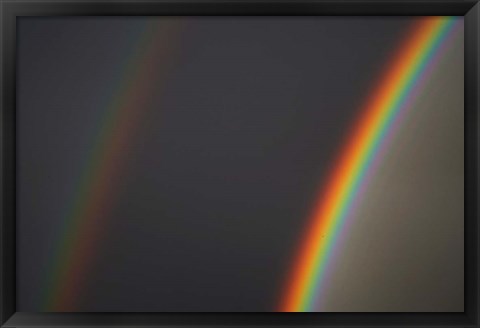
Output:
42,21,180,311
280,17,460,312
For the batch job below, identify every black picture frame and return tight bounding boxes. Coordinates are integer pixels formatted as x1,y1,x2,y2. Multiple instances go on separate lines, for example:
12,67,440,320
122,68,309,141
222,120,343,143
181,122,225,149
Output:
1,0,478,327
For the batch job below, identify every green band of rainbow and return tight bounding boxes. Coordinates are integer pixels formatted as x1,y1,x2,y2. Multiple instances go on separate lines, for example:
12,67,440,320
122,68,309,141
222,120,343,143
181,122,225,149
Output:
280,16,461,312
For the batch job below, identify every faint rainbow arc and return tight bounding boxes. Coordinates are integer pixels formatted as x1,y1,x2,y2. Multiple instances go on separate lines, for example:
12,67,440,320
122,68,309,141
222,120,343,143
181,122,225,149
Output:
42,21,180,311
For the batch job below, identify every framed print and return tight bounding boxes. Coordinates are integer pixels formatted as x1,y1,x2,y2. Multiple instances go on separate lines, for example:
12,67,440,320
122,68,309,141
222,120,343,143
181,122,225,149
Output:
1,0,479,327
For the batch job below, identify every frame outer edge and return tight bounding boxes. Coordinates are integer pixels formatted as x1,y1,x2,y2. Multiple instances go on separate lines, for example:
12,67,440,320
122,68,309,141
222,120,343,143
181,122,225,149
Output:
465,1,480,327
1,0,479,327
1,1,17,326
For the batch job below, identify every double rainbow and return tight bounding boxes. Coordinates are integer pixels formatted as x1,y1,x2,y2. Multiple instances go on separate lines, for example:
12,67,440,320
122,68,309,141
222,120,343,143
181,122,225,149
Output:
40,16,461,312
280,17,461,312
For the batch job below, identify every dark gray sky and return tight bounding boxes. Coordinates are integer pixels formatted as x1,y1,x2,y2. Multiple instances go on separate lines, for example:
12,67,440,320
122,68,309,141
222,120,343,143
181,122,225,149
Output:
16,17,463,312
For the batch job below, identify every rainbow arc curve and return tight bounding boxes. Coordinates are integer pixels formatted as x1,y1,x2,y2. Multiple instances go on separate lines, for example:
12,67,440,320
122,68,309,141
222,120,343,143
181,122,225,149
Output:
280,16,460,312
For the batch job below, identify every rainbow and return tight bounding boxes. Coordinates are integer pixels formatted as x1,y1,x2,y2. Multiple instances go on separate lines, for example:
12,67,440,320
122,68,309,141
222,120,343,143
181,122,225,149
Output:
42,20,181,311
280,16,461,312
